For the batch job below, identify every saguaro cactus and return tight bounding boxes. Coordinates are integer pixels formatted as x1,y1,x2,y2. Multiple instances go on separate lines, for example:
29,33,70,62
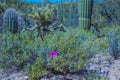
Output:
3,8,18,33
78,0,93,30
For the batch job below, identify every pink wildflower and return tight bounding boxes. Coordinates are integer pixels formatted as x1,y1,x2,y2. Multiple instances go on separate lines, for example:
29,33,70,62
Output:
49,50,57,58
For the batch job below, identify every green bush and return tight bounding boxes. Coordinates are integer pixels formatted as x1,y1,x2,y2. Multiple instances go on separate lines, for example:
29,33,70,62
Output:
107,27,120,59
99,26,120,59
27,28,108,79
0,28,108,80
0,31,40,70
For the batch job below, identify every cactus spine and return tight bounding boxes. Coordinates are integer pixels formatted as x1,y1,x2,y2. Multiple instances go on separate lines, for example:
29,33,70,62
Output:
78,0,93,30
3,8,18,33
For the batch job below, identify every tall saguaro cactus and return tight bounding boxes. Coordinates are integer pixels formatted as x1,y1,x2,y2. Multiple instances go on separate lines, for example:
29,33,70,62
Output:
78,0,93,30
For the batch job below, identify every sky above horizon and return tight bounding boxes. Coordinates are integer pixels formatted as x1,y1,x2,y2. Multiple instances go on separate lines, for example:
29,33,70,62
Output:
22,0,103,3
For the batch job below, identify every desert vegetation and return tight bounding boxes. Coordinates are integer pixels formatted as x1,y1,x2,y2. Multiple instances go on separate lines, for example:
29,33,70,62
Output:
0,0,120,80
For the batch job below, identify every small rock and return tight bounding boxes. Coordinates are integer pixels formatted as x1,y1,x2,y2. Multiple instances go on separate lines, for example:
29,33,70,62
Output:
109,76,116,80
24,76,29,80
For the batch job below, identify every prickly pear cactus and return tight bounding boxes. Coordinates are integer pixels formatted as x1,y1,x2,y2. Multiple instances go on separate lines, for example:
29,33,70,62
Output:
3,8,18,33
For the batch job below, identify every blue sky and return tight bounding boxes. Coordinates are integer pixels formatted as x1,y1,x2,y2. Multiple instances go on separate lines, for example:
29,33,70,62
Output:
22,0,103,3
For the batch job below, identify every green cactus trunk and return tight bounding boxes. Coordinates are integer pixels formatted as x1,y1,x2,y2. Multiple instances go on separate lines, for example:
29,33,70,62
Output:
78,0,93,30
3,8,18,33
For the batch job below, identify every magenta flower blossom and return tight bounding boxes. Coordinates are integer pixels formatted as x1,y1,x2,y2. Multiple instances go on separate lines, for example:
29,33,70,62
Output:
49,50,57,58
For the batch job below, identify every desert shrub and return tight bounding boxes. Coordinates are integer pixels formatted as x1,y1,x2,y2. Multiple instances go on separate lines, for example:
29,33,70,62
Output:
25,54,46,80
0,31,40,70
82,37,109,58
99,26,117,35
0,28,109,80
26,28,109,79
107,27,120,59
100,26,120,59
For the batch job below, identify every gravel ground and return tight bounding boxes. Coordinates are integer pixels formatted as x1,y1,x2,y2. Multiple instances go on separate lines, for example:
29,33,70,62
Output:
88,52,120,80
40,73,85,80
0,68,28,80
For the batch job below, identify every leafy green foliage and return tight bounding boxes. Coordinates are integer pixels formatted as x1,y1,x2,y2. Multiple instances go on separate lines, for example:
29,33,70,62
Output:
25,54,45,80
99,26,120,59
0,27,109,80
0,31,38,70
0,1,117,80
107,27,120,59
